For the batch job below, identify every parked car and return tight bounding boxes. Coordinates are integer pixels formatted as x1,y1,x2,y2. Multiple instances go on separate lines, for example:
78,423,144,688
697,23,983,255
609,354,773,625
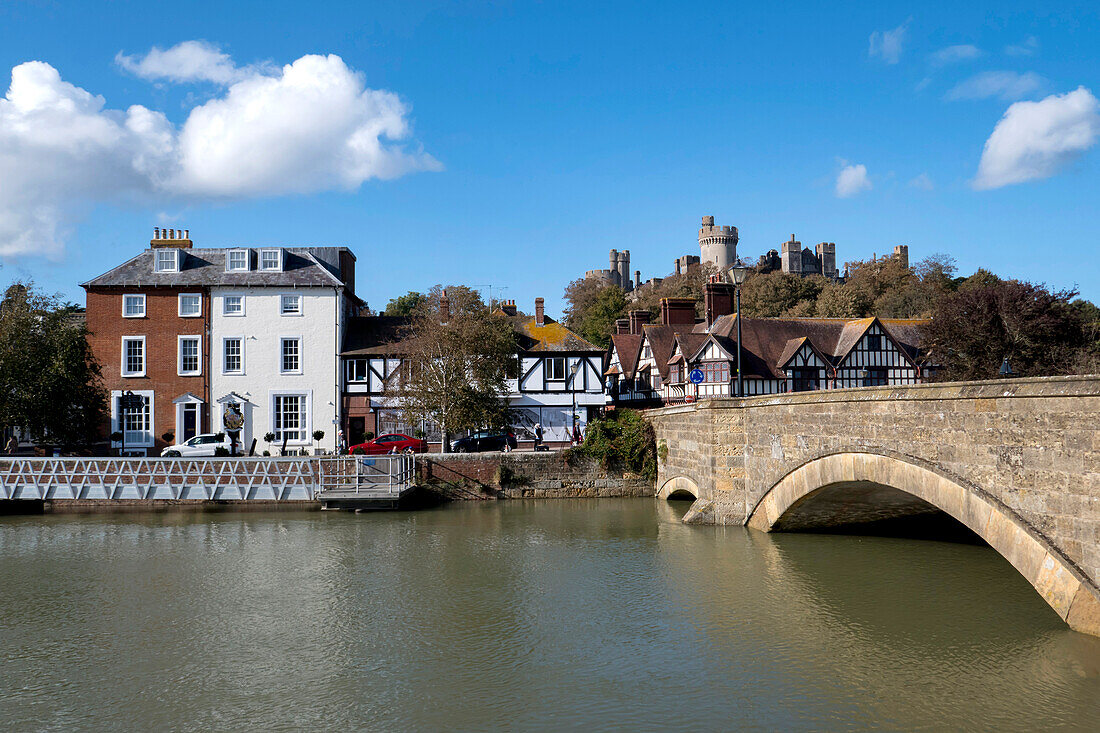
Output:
161,433,232,457
348,433,428,455
450,430,517,453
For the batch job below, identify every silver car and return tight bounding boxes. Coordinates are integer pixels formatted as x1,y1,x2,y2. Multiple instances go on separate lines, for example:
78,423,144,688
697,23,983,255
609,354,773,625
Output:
161,433,233,457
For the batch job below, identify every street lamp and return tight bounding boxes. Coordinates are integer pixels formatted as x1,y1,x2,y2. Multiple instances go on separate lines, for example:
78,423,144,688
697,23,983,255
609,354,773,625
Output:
999,357,1015,378
727,262,750,398
569,361,580,443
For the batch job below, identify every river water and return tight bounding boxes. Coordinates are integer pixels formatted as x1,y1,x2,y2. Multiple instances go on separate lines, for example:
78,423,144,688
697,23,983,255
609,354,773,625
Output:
2,499,1100,731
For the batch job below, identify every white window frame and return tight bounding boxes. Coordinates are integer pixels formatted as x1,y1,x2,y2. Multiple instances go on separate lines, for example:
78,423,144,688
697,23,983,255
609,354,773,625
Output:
222,337,244,375
178,293,202,318
270,391,311,445
260,249,283,271
111,389,155,449
280,336,303,375
122,294,146,318
177,335,202,376
280,293,302,316
121,336,146,378
223,294,245,317
546,357,566,381
154,248,180,273
226,249,250,272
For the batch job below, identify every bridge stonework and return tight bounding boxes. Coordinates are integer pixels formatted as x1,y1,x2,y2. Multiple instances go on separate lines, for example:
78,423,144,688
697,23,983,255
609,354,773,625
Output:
648,376,1100,636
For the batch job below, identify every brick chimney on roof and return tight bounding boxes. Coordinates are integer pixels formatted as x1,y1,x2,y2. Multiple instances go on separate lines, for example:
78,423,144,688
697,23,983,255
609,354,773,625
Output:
614,318,631,335
535,298,545,327
628,309,651,335
704,281,735,327
151,226,192,249
500,299,517,316
439,289,450,322
660,297,696,326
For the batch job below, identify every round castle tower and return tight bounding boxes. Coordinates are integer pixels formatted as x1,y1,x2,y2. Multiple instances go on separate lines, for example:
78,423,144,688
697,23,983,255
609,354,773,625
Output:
698,215,738,271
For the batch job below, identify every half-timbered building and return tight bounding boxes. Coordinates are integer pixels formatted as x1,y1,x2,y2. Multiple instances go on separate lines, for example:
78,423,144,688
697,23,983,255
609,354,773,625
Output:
341,297,606,447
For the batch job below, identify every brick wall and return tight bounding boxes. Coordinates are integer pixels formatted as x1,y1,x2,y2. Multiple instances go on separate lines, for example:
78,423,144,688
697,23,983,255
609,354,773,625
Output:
86,287,210,452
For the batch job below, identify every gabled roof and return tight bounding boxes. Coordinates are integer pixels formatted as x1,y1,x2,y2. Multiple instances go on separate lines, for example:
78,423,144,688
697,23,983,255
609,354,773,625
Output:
82,247,352,290
641,323,696,380
609,334,643,378
340,313,601,357
677,333,712,363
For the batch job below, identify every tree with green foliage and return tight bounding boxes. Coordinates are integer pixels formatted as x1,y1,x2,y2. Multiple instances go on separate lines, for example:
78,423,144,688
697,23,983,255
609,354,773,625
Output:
0,282,106,448
739,272,825,317
396,285,517,451
575,409,657,482
384,291,425,317
572,286,628,348
921,274,1092,381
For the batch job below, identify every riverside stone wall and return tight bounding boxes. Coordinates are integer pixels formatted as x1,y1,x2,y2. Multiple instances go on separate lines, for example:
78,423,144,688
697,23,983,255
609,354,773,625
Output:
417,452,654,500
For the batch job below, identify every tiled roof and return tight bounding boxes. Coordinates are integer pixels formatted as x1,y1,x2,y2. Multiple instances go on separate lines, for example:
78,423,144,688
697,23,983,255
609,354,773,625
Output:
340,313,602,356
82,247,351,289
610,334,643,378
642,324,697,380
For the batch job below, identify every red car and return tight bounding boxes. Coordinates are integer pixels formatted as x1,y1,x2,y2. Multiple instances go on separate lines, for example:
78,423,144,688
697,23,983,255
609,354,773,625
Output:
348,433,429,455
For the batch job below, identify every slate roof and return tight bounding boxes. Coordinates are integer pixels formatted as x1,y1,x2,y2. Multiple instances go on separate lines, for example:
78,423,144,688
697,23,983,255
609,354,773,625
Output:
340,316,412,356
82,247,352,289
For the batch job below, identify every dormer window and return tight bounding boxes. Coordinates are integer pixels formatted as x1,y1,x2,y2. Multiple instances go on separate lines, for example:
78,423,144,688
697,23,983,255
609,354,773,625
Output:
226,249,249,272
260,249,283,271
154,248,180,273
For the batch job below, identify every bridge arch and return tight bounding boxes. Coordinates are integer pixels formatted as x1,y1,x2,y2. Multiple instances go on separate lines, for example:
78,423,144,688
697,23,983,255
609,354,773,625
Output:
657,475,700,501
746,450,1100,636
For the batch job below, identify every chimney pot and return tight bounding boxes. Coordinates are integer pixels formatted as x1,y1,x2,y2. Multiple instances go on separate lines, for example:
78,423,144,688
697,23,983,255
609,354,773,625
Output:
154,227,160,239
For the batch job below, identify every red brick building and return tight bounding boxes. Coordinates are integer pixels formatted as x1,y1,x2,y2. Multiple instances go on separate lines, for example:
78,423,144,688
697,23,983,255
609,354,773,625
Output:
83,230,210,454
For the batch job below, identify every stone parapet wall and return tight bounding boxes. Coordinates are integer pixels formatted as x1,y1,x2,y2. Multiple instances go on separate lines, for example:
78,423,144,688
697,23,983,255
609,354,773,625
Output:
648,375,1100,596
417,452,653,500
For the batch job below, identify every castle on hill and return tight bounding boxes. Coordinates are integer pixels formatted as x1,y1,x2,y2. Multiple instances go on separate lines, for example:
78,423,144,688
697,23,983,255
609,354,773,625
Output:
583,215,910,291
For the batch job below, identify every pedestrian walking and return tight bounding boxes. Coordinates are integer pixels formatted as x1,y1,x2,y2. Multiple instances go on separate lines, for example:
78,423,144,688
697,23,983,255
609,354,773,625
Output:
534,422,543,450
4,434,16,454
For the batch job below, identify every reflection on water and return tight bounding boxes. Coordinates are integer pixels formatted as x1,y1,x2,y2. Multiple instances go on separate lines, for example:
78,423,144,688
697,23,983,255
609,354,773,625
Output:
2,500,1100,731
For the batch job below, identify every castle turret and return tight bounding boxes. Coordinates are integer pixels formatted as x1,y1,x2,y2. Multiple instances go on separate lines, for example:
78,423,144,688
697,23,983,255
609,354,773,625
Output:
893,244,909,270
815,242,837,278
608,249,621,288
698,215,738,271
618,250,632,292
782,235,803,275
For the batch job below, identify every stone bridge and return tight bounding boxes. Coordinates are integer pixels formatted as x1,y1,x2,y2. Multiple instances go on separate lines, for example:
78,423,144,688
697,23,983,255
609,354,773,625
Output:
647,376,1100,637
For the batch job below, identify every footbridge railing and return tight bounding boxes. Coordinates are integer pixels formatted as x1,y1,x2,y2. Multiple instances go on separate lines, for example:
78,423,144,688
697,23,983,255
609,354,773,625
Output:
0,456,416,502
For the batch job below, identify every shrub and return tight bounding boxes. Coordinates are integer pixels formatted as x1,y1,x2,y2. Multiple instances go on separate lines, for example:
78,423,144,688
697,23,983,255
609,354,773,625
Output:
262,450,271,457
363,431,375,442
263,432,276,443
658,440,668,463
213,447,230,457
161,431,175,443
109,431,123,442
414,429,425,439
312,430,325,442
350,446,366,455
574,410,657,483
214,432,225,441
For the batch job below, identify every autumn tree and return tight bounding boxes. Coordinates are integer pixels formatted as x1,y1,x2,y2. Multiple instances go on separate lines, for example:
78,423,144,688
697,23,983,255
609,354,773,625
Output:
396,286,517,451
0,282,106,447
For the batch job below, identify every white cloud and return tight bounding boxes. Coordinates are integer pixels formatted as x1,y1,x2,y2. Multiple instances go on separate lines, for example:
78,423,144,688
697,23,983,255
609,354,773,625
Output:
1005,37,1039,57
116,40,247,84
869,22,909,64
945,71,1045,101
836,163,872,198
973,87,1100,190
0,47,440,257
930,44,982,66
908,173,934,190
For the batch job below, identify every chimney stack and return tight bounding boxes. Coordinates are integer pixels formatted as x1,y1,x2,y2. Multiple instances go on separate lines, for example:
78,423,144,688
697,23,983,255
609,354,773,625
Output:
439,289,450,322
535,297,545,327
704,281,735,327
615,318,631,335
151,225,193,249
500,299,517,316
660,297,696,326
628,309,651,335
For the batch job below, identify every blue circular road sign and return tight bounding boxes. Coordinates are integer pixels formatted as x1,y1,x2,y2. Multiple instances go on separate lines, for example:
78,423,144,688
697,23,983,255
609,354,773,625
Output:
689,368,704,384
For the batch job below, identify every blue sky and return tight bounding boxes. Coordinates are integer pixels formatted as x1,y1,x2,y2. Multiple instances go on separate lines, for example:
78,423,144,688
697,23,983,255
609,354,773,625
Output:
1,0,1098,315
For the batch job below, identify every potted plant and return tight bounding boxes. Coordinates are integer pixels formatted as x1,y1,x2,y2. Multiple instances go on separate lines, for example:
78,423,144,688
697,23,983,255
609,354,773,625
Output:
312,429,325,454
